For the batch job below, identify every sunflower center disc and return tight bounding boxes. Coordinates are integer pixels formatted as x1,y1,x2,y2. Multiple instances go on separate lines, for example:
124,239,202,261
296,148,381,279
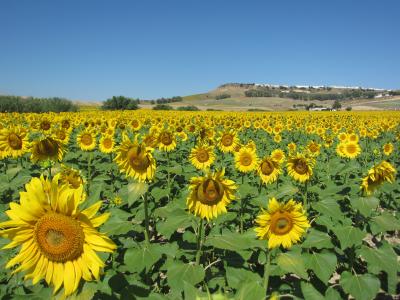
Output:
160,133,173,145
41,121,51,131
294,160,307,175
346,144,357,154
199,179,223,204
261,160,274,175
240,155,252,166
102,138,113,149
221,134,233,146
38,138,59,156
8,133,22,150
196,150,209,163
34,213,84,262
81,134,93,146
271,213,293,235
127,146,150,171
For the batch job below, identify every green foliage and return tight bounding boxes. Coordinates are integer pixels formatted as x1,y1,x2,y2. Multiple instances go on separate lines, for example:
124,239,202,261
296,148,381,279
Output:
215,94,230,100
153,104,174,110
101,95,139,110
0,95,78,112
176,105,200,111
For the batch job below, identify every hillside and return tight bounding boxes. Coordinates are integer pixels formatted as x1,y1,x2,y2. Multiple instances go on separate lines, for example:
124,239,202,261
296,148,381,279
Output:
140,83,400,111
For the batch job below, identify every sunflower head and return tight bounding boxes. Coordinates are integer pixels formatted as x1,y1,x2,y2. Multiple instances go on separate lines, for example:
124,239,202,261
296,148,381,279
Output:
255,197,310,249
286,153,315,183
31,137,65,163
99,135,115,154
218,130,238,153
158,130,177,152
258,156,281,185
234,147,258,173
57,166,84,189
361,161,396,195
0,174,116,296
77,130,97,151
187,169,237,220
0,126,29,158
114,135,156,182
189,143,215,170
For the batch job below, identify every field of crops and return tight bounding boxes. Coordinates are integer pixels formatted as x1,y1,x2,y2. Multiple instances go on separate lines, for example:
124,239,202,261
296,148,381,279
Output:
0,110,399,300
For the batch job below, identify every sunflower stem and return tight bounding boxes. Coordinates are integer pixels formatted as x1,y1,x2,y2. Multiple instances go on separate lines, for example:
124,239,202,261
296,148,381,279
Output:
86,152,93,195
303,181,308,209
195,218,204,265
143,192,151,245
263,249,271,292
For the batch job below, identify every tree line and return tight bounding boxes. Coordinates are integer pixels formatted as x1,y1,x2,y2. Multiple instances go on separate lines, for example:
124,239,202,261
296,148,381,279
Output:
149,96,183,105
244,88,381,101
0,96,78,113
101,96,140,110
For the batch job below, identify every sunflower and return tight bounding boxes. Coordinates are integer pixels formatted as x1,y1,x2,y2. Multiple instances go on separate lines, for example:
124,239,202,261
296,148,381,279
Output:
52,129,70,145
307,141,321,156
271,149,285,164
341,142,361,159
114,135,156,182
382,143,394,156
0,175,116,296
0,126,29,158
30,137,65,163
189,143,215,170
257,156,281,185
57,166,84,190
361,161,396,195
273,134,282,144
99,135,115,154
187,169,237,220
77,130,97,151
254,198,310,249
157,130,177,152
287,153,315,183
287,142,297,153
234,147,258,173
217,129,239,153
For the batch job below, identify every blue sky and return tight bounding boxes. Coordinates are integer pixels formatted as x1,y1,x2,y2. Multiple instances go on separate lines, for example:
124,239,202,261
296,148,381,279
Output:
0,0,399,101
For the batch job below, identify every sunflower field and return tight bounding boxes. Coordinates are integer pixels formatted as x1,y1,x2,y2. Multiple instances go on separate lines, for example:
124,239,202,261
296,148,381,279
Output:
0,110,399,300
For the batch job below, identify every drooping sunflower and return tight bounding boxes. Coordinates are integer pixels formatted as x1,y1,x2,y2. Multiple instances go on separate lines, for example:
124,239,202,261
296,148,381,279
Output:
157,130,177,152
257,156,282,185
217,129,239,153
189,143,215,170
287,153,315,183
361,161,396,195
255,197,310,249
234,147,258,173
0,126,29,158
382,143,394,156
99,135,115,154
0,175,116,296
187,169,237,220
114,135,156,182
76,130,97,151
30,137,65,163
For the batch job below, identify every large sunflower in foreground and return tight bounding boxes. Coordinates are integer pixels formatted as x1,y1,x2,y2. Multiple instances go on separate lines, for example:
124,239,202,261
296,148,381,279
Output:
189,143,215,170
0,126,29,158
114,135,156,182
361,161,396,195
257,156,281,185
0,175,116,296
255,197,310,249
187,169,237,220
287,153,315,183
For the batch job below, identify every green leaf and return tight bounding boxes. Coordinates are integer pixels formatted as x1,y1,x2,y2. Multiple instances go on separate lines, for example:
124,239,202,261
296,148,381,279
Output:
124,244,163,272
312,198,342,220
304,251,337,284
370,212,400,235
332,226,365,249
276,251,308,279
225,266,262,288
266,183,299,199
205,230,263,252
340,271,380,300
357,244,397,294
325,287,341,300
101,208,133,235
300,282,324,300
302,229,334,249
120,181,148,207
167,263,205,293
156,210,193,238
235,281,265,300
151,186,171,200
350,196,379,217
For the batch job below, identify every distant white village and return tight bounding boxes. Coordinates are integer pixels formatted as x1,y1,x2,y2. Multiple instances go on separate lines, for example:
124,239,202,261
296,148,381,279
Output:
253,83,389,91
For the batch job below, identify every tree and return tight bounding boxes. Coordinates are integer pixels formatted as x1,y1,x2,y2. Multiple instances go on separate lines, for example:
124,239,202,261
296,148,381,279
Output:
332,100,342,110
101,96,139,110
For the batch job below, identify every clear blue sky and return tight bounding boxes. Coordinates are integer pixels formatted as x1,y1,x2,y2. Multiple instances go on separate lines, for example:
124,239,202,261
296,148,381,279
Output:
0,0,399,101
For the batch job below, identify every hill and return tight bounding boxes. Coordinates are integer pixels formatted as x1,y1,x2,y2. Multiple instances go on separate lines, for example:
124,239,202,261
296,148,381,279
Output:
139,83,400,111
